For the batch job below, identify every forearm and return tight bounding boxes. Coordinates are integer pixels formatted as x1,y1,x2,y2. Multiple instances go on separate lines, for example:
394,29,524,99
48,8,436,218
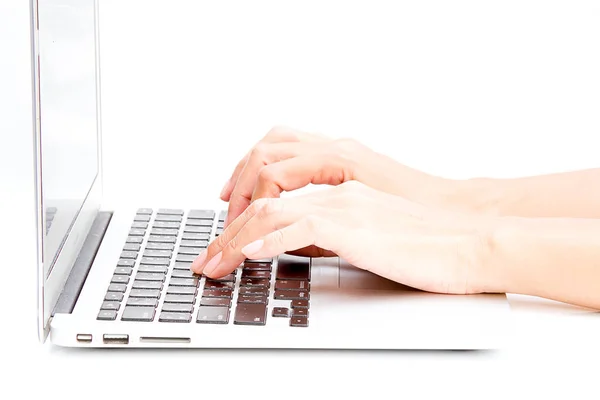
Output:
454,168,600,218
482,216,600,310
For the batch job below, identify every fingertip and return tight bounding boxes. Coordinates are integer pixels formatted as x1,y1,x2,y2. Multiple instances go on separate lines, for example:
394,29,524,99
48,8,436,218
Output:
190,250,208,274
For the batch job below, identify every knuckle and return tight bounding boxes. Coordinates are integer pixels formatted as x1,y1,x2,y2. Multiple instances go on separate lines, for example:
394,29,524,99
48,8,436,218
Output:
249,197,270,214
257,165,277,183
266,125,298,141
250,143,268,160
260,198,282,217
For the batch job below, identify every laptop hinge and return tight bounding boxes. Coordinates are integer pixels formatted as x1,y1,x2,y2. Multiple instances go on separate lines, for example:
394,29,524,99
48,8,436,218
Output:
52,211,113,315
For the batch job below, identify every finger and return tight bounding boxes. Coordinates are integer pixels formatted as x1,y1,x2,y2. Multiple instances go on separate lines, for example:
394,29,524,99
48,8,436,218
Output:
220,127,327,203
203,198,313,278
190,198,271,274
241,216,343,260
251,155,355,202
225,142,331,227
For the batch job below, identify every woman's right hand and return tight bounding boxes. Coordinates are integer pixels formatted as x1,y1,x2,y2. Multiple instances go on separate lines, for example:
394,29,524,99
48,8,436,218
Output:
219,125,457,227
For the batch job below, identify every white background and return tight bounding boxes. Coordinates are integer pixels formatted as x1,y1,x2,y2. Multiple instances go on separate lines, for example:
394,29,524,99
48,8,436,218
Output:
2,0,600,399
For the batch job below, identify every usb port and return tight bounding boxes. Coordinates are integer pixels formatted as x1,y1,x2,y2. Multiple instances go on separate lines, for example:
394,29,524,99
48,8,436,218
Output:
76,334,92,343
103,334,129,344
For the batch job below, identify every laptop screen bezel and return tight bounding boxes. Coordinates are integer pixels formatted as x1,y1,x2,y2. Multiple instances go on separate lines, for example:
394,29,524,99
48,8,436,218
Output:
31,0,104,342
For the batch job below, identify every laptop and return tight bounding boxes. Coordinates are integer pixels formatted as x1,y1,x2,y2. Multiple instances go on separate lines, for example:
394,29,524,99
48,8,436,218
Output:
32,0,510,349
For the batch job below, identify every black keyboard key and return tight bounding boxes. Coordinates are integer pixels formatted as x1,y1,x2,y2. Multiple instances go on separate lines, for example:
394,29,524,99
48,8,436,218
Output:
185,219,213,227
137,265,168,274
137,208,153,215
132,280,163,290
128,229,146,236
151,228,179,236
114,266,133,276
202,289,233,298
182,232,210,241
135,273,166,282
158,208,184,216
123,243,141,252
291,308,309,317
188,210,215,220
134,214,151,222
290,316,308,327
243,262,272,271
159,312,191,323
276,255,310,281
101,301,121,311
108,283,127,293
274,280,310,291
152,221,181,229
169,278,199,286
164,294,195,303
203,280,234,290
171,269,199,278
178,247,203,255
148,235,177,243
161,303,194,313
122,306,155,322
291,299,309,309
140,257,170,266
207,273,236,283
196,306,229,324
104,292,124,302
233,303,267,326
241,269,271,279
176,254,197,263
200,297,231,307
143,249,172,258
126,236,144,244
154,215,182,222
111,274,130,284
180,239,209,248
240,278,270,288
129,289,161,298
237,295,268,304
183,226,212,234
126,297,159,307
239,287,269,297
272,307,289,318
145,242,175,251
97,310,117,321
131,221,148,229
274,290,309,301
117,259,136,267
167,286,197,296
120,251,138,259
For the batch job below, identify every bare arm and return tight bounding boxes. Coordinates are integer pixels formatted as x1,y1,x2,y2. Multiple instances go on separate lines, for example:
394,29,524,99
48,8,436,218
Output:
448,168,600,218
482,216,600,310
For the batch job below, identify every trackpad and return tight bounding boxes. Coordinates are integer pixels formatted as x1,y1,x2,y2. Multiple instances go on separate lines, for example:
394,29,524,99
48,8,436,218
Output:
338,259,415,291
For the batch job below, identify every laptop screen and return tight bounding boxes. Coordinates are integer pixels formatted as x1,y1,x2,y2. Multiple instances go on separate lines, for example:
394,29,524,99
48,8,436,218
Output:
39,0,100,279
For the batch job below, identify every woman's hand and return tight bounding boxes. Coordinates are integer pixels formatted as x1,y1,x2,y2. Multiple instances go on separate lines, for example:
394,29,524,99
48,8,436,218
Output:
219,125,458,227
192,181,496,295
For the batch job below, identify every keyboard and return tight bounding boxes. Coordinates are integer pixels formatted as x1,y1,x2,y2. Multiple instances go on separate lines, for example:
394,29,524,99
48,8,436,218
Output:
96,208,311,327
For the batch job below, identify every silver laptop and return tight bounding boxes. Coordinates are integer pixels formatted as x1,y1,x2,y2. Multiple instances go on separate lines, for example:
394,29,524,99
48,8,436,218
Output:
32,0,510,349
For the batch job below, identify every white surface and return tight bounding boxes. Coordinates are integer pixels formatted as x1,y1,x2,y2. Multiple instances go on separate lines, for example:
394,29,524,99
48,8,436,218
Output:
2,0,600,398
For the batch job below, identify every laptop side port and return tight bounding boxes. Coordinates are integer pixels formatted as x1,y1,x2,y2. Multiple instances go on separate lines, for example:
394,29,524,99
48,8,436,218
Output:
103,334,129,344
76,334,93,343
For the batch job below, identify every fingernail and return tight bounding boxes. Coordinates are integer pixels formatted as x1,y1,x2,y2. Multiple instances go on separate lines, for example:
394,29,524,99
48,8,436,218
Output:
191,250,207,273
203,251,223,276
241,239,264,257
